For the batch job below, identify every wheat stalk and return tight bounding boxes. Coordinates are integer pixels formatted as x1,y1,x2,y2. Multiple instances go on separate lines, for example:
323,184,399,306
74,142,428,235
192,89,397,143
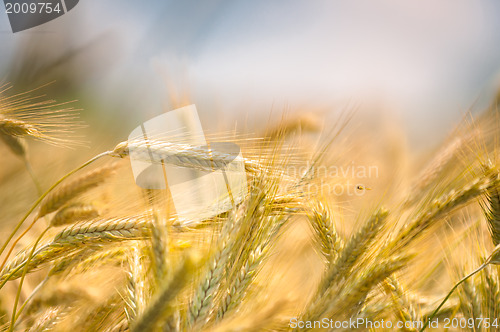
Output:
0,122,43,193
0,130,27,156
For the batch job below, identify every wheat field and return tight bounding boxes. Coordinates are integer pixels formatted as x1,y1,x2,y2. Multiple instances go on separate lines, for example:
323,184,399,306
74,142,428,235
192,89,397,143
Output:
1,83,500,332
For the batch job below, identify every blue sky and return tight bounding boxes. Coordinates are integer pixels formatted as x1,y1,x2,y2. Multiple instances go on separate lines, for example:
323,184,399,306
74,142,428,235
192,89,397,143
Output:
1,0,500,145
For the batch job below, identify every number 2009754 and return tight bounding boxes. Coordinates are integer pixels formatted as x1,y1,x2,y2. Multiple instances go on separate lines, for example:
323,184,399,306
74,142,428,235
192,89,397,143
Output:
5,2,62,14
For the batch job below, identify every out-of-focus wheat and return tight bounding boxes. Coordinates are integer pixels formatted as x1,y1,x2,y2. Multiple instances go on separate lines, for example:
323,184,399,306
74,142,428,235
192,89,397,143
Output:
4,86,500,331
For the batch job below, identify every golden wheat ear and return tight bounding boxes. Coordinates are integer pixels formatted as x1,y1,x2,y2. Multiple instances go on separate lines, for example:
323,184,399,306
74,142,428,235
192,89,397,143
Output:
110,139,260,174
0,84,90,238
420,244,500,332
422,169,500,332
0,163,117,277
49,202,99,227
0,83,86,148
483,178,500,245
38,164,117,219
131,252,198,332
0,150,113,274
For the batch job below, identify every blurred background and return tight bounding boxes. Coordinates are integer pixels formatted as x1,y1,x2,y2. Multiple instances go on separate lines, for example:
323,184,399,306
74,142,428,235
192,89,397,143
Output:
1,0,500,149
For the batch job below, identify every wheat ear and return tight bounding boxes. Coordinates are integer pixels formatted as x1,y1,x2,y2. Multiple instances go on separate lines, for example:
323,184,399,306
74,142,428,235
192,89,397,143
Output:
26,307,66,332
482,267,500,320
125,246,148,324
0,83,85,147
307,201,343,262
383,277,419,332
0,164,114,281
111,140,258,173
38,164,116,219
300,209,388,325
131,254,196,332
332,255,412,317
74,292,126,332
149,213,169,283
319,208,388,294
49,202,99,227
9,227,49,332
49,246,127,277
6,217,150,331
390,172,496,254
0,150,112,272
0,217,150,283
300,254,412,331
0,118,40,137
216,245,267,320
484,180,500,245
420,244,500,332
187,209,241,326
